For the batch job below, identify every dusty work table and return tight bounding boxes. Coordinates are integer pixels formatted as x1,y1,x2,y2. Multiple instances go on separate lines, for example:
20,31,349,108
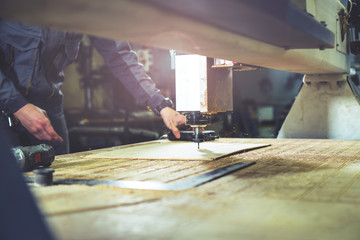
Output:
28,138,360,240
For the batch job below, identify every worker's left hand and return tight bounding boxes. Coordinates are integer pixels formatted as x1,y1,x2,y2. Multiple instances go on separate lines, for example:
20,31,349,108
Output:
13,103,63,142
160,107,186,138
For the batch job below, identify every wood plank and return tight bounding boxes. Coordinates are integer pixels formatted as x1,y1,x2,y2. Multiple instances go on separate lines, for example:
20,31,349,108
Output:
86,140,269,161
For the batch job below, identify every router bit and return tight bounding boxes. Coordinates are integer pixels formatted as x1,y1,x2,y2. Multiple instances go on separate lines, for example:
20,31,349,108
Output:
193,126,203,149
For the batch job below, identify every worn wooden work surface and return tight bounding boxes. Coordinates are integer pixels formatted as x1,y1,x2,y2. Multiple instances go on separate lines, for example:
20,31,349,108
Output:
29,138,360,240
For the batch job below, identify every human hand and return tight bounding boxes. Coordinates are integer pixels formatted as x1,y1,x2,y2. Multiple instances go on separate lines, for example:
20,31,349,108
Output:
13,103,63,142
160,107,186,138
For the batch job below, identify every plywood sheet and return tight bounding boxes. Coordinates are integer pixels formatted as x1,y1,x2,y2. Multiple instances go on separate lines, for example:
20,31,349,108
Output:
87,140,269,161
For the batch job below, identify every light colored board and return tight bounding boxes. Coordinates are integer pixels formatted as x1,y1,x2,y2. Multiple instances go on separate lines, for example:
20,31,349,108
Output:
87,140,269,161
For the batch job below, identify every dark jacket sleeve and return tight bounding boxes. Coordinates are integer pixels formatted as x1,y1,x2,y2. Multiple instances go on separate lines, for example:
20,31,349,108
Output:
0,20,42,114
0,33,29,114
0,71,28,114
89,36,166,111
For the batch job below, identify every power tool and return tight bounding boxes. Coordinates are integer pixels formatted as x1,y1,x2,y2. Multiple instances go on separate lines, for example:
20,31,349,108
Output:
167,111,218,149
12,144,55,172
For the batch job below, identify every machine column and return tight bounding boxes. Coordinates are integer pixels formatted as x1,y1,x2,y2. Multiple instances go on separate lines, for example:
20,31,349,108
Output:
278,74,360,140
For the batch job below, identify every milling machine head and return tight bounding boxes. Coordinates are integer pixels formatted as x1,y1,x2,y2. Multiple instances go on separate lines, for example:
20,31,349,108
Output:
167,111,218,148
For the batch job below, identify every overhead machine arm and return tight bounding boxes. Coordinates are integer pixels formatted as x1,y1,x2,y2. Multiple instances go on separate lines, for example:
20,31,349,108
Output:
0,0,358,139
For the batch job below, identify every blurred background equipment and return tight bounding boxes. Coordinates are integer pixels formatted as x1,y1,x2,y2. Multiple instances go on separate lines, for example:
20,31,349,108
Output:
63,42,303,152
63,41,173,152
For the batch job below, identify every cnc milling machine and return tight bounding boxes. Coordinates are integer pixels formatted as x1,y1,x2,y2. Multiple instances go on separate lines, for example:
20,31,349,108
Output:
3,1,360,240
0,0,358,139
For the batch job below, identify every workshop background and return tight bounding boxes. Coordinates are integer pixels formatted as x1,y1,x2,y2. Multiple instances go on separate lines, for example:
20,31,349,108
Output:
62,40,304,153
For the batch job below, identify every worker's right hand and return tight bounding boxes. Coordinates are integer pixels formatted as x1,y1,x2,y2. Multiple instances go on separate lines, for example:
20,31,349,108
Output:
160,107,186,138
13,103,63,142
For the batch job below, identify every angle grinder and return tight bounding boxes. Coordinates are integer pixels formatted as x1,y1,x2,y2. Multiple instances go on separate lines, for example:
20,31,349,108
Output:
12,144,55,172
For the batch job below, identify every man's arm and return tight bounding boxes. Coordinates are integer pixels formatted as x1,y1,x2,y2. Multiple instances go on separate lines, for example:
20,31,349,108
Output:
90,37,185,137
0,20,62,143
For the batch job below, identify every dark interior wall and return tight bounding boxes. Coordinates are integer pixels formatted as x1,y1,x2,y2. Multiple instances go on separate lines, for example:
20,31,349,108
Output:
232,68,303,138
233,69,302,106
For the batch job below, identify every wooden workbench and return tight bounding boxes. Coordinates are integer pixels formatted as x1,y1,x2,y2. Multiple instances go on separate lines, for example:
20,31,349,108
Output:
28,138,360,240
